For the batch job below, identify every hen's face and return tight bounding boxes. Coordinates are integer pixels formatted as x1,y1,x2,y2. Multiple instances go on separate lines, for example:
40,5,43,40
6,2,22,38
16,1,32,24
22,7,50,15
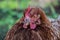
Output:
23,8,41,29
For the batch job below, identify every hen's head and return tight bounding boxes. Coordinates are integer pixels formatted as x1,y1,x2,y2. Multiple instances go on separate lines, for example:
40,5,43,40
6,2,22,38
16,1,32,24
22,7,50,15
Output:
23,7,51,29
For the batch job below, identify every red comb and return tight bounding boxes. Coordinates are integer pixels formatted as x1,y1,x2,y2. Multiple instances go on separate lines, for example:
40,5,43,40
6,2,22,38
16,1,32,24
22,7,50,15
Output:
25,7,31,16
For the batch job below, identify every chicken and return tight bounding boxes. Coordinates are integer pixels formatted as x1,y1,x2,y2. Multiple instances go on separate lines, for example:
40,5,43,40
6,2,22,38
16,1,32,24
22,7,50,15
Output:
5,7,60,40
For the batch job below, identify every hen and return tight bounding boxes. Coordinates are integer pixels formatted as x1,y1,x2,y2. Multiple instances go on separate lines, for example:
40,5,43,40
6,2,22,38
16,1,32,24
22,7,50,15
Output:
5,7,60,40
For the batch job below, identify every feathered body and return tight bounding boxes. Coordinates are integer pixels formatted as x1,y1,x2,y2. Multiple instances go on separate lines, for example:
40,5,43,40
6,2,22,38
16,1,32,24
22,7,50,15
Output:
5,7,60,40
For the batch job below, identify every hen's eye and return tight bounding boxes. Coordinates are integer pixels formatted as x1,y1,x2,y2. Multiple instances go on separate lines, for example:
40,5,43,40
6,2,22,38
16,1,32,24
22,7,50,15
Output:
24,18,30,24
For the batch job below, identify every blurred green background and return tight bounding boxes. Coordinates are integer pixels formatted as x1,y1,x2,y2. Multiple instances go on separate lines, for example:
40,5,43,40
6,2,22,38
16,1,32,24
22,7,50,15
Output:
0,0,60,40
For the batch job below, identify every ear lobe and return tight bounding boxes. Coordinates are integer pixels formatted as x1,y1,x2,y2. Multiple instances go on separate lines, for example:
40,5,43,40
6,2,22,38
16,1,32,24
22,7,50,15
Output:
38,15,40,18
